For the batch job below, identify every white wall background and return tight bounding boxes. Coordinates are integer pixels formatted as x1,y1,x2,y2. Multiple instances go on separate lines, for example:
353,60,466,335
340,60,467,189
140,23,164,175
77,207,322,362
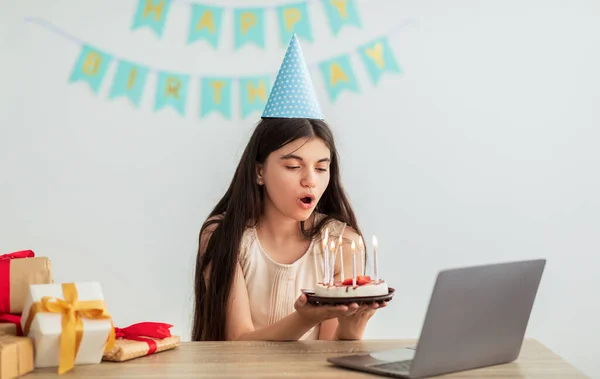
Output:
1,0,598,377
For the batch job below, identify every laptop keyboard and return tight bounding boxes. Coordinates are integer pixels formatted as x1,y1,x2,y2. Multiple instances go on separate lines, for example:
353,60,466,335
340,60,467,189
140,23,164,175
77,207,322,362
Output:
371,360,412,373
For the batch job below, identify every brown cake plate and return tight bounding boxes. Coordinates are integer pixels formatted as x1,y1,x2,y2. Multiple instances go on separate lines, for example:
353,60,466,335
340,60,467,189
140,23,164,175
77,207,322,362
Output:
301,287,395,306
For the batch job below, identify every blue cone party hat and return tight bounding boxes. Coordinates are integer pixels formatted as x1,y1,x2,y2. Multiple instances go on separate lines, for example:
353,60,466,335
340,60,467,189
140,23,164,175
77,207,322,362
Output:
261,34,324,120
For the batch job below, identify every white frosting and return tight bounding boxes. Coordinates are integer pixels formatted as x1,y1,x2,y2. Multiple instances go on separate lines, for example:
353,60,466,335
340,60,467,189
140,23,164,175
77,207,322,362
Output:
314,281,388,298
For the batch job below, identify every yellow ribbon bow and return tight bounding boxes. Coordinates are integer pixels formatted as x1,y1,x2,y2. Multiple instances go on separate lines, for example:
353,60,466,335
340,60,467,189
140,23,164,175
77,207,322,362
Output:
23,283,116,374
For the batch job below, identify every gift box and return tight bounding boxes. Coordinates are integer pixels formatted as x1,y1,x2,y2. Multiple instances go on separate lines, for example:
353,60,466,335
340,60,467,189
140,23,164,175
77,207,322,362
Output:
0,250,53,314
0,324,17,337
0,314,21,336
0,334,34,379
20,282,115,374
102,322,180,362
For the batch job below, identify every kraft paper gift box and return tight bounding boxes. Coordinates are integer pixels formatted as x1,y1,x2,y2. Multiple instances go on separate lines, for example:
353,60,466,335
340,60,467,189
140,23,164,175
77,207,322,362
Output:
0,250,53,314
0,334,34,379
20,282,115,374
0,314,21,337
102,322,180,362
0,324,17,337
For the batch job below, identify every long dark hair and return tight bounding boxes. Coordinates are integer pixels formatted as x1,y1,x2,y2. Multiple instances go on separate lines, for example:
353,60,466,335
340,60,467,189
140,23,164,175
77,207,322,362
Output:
192,117,362,341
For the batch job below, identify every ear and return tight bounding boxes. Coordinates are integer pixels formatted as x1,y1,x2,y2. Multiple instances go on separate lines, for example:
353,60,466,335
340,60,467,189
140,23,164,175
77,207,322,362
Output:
256,163,264,185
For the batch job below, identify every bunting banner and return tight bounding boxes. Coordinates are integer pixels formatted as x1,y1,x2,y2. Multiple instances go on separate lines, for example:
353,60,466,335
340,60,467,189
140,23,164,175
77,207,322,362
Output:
69,45,113,93
108,60,150,106
131,0,172,37
155,71,190,115
233,8,266,49
131,0,362,47
24,17,411,119
200,77,233,118
188,4,224,48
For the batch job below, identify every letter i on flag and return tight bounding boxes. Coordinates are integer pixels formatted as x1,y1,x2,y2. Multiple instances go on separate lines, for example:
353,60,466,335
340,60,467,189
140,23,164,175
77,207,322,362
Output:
188,4,224,48
131,0,171,37
318,54,359,101
322,0,361,35
69,45,112,94
109,60,149,107
239,76,270,118
200,78,232,119
154,72,190,116
358,37,401,85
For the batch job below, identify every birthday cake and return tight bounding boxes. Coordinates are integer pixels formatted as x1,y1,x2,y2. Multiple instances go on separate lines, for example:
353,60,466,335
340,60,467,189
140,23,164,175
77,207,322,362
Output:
313,228,388,299
314,276,388,298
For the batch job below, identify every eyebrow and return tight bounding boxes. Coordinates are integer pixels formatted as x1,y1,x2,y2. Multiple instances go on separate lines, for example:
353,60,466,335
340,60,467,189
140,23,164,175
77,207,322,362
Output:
279,154,330,163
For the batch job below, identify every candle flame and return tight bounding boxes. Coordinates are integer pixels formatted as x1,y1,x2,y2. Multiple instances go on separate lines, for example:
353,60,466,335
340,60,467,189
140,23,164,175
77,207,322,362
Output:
373,235,377,247
351,240,356,251
330,240,335,250
323,228,329,246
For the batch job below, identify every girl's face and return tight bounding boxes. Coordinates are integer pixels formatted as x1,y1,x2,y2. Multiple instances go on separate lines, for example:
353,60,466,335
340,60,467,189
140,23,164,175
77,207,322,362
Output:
258,137,331,222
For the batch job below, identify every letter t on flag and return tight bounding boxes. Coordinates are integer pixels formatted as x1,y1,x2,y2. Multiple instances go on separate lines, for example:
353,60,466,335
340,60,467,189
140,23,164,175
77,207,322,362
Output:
200,78,232,119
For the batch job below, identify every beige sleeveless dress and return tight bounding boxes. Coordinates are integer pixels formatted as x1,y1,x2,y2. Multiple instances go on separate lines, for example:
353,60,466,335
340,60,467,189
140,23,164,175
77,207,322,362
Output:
238,215,347,340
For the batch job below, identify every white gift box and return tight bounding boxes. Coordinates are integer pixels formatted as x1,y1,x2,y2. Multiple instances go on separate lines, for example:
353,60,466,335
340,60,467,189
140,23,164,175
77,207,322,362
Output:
20,282,114,372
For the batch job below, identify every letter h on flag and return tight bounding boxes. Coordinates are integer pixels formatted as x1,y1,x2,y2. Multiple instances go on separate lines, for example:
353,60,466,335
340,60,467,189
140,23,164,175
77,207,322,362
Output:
131,0,171,37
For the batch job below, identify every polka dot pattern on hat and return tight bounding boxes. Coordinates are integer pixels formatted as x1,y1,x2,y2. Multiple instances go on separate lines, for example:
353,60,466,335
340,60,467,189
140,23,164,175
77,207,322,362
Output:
262,34,324,120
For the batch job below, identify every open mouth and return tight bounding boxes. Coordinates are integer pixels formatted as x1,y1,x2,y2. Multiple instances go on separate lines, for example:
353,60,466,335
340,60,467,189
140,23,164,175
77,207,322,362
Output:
298,194,315,207
300,197,313,204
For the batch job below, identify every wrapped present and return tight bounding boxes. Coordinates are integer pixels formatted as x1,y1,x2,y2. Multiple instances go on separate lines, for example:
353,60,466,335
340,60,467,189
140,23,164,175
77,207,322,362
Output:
0,314,22,336
0,334,34,379
20,282,115,374
102,322,180,362
0,250,53,314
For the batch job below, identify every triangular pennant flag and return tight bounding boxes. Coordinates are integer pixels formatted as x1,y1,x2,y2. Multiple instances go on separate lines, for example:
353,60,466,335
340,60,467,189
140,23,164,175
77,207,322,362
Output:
262,34,324,120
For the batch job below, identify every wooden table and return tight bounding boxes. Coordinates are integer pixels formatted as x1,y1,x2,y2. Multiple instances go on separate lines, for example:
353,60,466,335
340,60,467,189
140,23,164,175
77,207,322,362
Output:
25,339,587,378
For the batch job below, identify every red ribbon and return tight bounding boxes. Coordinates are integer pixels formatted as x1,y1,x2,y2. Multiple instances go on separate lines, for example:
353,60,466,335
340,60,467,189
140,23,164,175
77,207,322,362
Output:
0,250,35,313
0,313,23,336
114,322,173,355
0,250,35,260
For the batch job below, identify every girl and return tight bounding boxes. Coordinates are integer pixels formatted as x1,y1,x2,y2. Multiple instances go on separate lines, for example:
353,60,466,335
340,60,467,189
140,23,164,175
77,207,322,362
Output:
192,117,386,341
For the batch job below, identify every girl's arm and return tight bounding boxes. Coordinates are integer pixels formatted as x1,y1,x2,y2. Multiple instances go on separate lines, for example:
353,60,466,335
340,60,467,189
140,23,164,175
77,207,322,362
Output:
225,262,318,341
200,217,350,341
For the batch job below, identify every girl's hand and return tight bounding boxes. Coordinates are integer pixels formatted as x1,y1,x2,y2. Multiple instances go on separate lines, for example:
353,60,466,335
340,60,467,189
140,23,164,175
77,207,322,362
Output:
294,294,360,324
335,301,388,340
339,300,387,322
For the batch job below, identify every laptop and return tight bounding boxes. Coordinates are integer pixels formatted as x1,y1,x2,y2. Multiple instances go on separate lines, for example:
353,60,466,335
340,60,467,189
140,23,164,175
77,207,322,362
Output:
327,258,546,378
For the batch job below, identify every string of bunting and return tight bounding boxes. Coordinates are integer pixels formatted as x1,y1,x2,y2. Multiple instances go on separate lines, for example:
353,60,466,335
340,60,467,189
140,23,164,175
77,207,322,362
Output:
25,17,412,119
132,0,363,47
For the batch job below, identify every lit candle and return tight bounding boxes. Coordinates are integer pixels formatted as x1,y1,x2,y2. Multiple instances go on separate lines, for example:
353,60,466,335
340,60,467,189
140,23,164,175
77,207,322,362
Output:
313,248,318,284
322,229,329,284
329,240,336,286
338,235,344,282
351,240,356,287
373,235,378,282
359,236,365,276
